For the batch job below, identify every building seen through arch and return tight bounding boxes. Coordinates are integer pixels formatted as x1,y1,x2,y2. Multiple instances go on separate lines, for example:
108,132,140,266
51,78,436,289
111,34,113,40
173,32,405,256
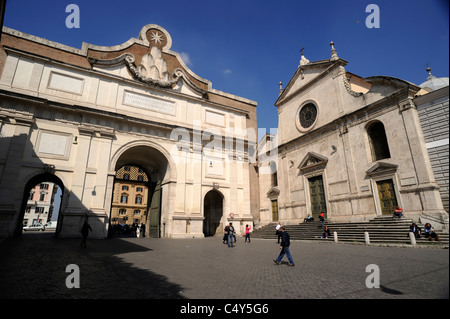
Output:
23,182,59,227
110,165,149,230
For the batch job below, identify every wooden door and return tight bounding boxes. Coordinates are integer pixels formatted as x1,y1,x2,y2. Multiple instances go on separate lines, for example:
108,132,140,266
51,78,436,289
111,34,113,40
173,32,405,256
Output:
308,175,327,219
271,200,279,222
376,179,398,215
148,181,161,238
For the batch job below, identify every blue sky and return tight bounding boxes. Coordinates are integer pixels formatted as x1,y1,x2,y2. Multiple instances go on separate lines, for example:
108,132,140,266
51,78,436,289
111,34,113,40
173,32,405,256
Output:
3,0,449,134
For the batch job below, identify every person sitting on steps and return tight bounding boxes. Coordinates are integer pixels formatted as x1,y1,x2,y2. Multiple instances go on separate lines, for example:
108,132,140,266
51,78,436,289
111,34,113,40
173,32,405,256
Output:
393,206,403,219
424,223,440,242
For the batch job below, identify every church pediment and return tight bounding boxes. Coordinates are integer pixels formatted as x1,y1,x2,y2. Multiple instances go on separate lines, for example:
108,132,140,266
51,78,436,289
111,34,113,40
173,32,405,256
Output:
299,152,328,172
276,59,340,106
366,162,398,177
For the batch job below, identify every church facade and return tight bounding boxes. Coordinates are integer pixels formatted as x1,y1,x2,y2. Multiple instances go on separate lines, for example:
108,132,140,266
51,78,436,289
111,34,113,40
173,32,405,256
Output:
0,24,258,238
258,44,448,230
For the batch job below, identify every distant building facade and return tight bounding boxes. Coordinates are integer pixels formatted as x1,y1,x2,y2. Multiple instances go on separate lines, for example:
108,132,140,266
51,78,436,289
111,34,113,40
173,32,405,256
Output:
416,69,449,215
23,182,58,226
110,165,149,226
258,45,448,230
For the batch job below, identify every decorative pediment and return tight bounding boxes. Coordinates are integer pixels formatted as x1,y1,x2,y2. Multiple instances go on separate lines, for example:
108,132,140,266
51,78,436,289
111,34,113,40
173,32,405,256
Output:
366,162,398,177
298,152,328,173
267,187,280,199
87,24,208,96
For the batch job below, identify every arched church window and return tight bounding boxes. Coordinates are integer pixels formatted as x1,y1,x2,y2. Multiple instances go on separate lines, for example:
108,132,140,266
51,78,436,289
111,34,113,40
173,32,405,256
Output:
270,161,278,187
367,121,391,161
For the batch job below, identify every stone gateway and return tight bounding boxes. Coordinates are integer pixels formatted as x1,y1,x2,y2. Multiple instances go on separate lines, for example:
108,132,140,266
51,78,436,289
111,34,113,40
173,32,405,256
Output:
0,24,258,238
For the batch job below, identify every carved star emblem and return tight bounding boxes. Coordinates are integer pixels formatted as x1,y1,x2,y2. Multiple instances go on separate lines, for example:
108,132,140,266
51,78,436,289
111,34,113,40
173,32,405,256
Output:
150,31,163,45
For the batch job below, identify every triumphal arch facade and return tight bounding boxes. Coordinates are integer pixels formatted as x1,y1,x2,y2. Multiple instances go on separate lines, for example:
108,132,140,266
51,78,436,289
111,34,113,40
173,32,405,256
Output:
0,24,258,238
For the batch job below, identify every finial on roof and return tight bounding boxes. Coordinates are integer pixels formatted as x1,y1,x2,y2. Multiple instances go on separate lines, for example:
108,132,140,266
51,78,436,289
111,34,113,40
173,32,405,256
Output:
426,67,434,80
299,47,310,66
330,41,338,61
279,82,283,95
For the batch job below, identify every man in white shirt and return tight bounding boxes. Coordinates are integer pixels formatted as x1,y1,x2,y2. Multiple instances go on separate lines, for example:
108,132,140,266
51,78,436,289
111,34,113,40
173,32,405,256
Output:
275,222,282,243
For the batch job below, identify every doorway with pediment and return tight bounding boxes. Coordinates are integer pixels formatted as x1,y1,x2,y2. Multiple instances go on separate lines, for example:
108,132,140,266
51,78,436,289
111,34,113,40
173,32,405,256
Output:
299,152,329,220
307,175,327,220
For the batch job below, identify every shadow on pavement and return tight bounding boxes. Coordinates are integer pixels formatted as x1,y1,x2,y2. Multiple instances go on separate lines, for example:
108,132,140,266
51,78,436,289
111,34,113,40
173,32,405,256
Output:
0,235,185,299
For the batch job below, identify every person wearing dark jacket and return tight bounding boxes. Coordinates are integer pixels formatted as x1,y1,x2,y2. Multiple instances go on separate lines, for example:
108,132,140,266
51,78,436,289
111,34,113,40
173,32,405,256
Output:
80,219,92,248
273,226,295,266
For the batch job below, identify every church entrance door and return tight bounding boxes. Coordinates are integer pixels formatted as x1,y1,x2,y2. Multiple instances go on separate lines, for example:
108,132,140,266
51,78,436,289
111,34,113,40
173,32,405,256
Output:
308,175,327,219
271,200,279,222
376,179,398,215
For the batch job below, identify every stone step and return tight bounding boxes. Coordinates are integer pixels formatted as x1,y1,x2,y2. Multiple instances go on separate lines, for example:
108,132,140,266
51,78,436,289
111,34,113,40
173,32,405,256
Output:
251,218,449,246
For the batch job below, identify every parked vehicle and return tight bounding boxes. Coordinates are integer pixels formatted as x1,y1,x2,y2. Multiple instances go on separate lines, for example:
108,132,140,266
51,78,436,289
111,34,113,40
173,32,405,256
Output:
23,223,45,231
43,221,57,231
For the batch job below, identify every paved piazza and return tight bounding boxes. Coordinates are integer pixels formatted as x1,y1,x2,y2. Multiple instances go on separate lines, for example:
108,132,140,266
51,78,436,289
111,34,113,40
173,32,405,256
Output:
0,234,448,301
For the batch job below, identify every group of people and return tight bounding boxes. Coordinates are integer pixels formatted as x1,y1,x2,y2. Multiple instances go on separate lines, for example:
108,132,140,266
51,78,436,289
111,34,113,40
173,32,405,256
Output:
220,220,295,266
410,222,440,241
223,223,252,247
394,207,441,241
303,213,329,238
130,223,146,238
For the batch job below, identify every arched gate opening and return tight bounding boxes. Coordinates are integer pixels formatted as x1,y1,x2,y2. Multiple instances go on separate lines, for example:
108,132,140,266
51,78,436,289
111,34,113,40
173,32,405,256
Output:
16,173,64,237
203,190,223,237
110,144,171,238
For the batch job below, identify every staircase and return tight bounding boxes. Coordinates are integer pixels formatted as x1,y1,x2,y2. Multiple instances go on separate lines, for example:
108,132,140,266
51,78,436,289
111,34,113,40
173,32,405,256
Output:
251,216,449,247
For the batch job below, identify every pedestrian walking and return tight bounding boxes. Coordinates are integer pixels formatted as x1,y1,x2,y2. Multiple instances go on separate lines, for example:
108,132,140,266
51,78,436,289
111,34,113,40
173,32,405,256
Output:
136,223,141,238
319,212,325,228
227,223,235,247
273,226,295,266
80,218,92,248
245,224,251,243
131,223,137,237
322,225,330,238
140,223,146,237
223,225,229,244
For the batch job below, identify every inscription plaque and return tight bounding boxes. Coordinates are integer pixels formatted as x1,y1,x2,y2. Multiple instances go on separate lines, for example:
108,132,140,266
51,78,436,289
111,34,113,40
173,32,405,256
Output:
123,91,176,116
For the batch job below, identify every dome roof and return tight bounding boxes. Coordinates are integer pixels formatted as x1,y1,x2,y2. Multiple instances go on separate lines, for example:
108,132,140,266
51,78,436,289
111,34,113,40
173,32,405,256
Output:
419,68,449,91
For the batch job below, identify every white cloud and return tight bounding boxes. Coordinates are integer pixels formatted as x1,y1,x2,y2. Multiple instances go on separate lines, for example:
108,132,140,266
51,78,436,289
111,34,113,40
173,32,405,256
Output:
223,69,232,75
180,52,192,66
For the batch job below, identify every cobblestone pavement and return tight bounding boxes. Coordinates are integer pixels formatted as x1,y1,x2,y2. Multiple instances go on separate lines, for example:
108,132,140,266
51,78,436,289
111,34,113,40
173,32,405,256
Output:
0,233,448,301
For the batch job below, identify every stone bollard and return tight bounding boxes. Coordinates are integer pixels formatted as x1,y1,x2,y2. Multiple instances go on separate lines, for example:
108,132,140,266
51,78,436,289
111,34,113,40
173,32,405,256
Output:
333,231,338,243
365,231,370,245
409,232,417,247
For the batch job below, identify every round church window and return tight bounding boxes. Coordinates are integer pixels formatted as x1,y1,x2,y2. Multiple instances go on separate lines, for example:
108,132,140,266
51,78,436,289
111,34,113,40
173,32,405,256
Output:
299,103,318,129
